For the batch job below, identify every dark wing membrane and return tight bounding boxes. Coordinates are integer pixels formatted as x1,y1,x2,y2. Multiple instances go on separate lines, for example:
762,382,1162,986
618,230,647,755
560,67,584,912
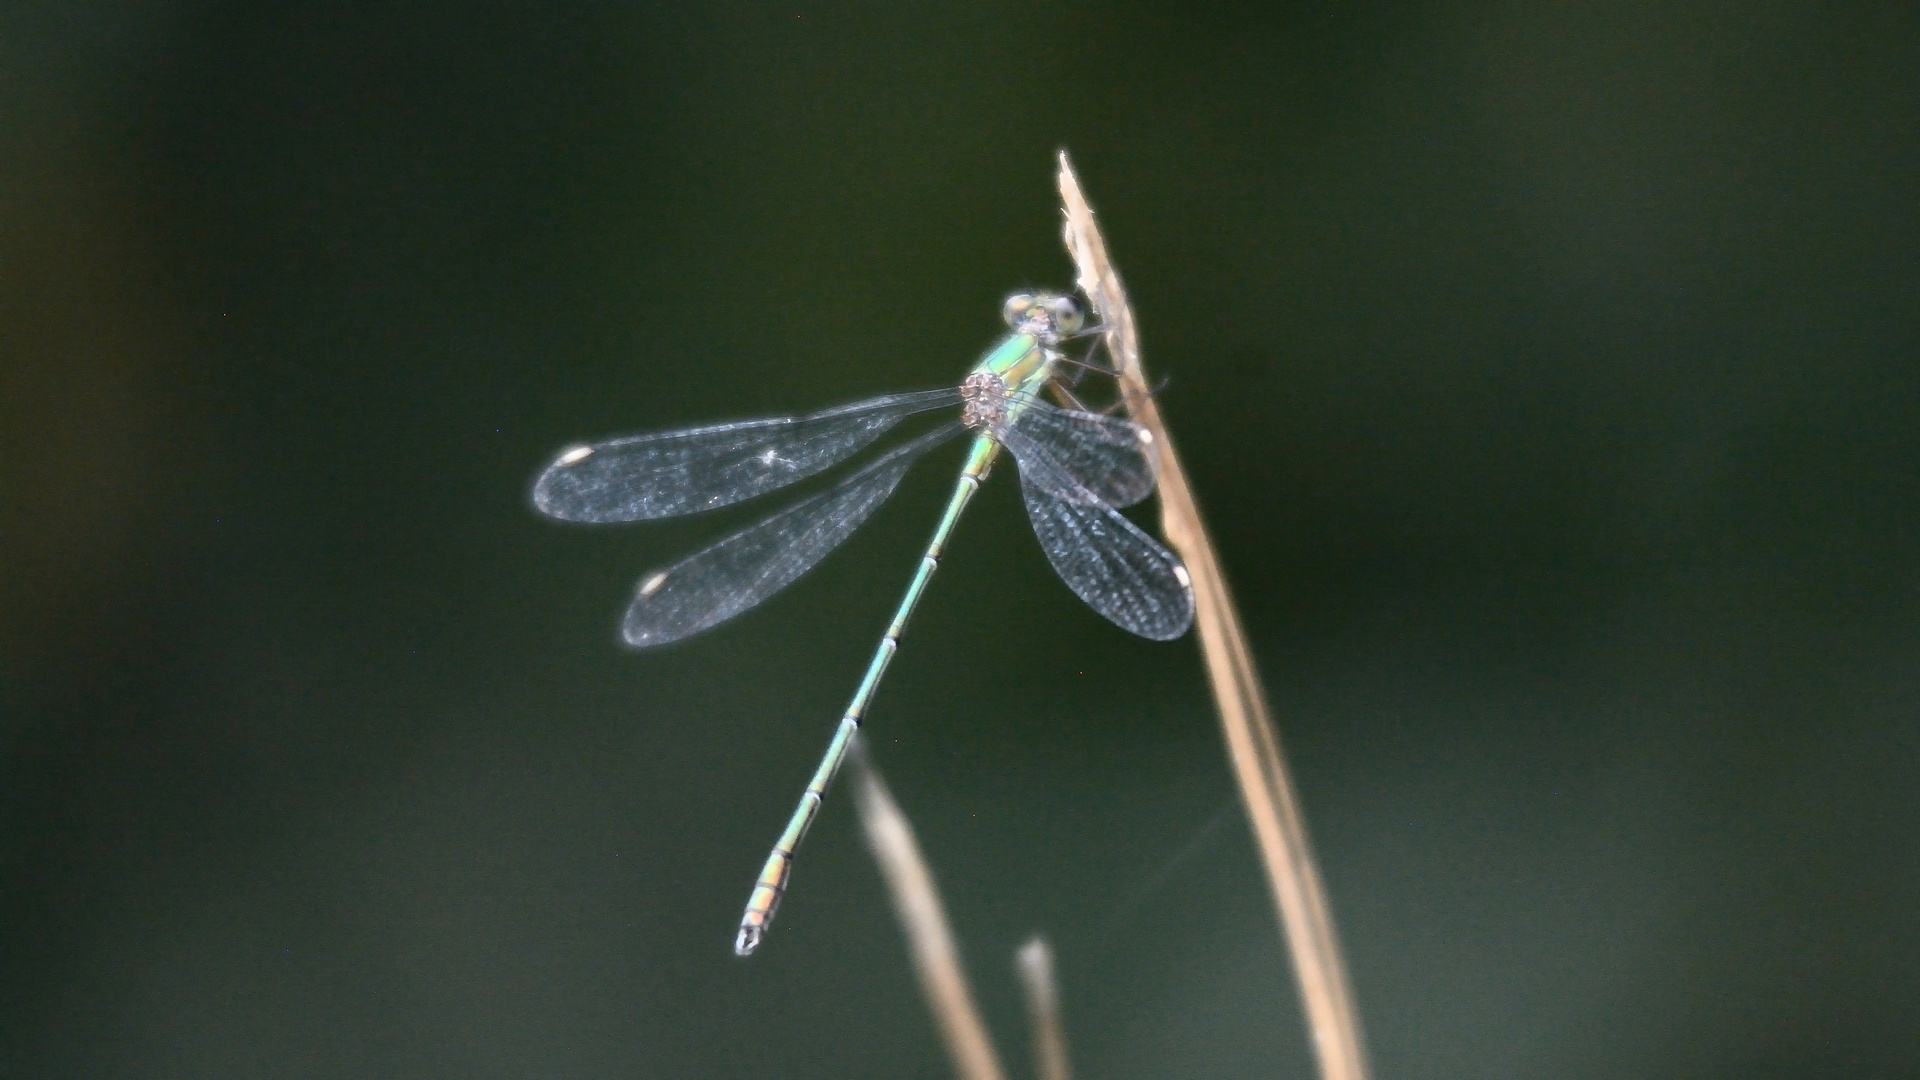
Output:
534,388,961,522
1001,399,1157,508
999,425,1193,641
621,423,965,647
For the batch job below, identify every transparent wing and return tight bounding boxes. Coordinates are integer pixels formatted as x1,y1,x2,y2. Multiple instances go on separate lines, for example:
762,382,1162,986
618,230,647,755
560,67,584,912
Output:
534,388,962,522
998,424,1193,641
621,423,965,647
1003,398,1158,508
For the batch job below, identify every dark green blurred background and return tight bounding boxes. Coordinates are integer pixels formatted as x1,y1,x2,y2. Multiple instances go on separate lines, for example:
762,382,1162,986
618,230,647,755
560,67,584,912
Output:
4,2,1917,1077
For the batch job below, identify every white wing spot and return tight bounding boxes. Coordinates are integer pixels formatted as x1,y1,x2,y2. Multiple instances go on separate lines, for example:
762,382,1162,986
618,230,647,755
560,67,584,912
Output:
1173,564,1192,588
558,445,594,465
638,571,668,597
1137,429,1154,444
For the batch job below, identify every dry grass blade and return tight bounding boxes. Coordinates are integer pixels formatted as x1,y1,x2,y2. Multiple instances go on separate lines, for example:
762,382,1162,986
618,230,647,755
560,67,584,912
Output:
1056,150,1372,1080
1015,935,1073,1080
848,739,1008,1080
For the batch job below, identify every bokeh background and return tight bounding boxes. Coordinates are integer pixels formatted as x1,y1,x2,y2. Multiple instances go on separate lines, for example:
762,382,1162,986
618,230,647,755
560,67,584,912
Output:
4,2,1917,1077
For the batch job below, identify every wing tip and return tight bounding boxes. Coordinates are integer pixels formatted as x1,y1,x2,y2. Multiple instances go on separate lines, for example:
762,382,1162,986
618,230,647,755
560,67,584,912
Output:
621,621,669,649
529,476,573,520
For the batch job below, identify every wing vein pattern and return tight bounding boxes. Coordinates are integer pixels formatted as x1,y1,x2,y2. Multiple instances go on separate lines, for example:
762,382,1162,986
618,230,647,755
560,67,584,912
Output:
998,423,1193,641
622,422,966,647
1005,399,1158,508
535,388,962,522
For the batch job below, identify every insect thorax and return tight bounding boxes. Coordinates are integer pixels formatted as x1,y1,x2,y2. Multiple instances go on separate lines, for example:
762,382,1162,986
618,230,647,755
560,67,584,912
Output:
959,371,1010,429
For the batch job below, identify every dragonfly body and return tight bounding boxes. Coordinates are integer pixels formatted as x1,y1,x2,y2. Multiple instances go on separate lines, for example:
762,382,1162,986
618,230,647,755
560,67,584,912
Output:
738,306,1068,954
977,325,1053,404
531,293,1192,956
736,428,997,954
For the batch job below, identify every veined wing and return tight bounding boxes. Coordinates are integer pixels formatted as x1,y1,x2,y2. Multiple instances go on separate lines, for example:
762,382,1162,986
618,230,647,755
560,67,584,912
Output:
998,423,1193,641
622,422,966,647
534,388,962,522
1002,398,1158,508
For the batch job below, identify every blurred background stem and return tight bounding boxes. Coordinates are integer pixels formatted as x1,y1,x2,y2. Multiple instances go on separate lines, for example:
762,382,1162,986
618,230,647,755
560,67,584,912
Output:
850,739,1008,1080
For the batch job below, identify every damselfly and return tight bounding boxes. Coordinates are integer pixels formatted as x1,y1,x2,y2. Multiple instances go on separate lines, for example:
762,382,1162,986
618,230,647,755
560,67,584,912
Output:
532,292,1193,955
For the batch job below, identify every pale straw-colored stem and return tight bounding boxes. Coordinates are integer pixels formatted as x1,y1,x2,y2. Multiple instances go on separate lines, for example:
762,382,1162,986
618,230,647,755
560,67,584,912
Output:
1056,150,1372,1080
849,739,1008,1080
1015,935,1073,1080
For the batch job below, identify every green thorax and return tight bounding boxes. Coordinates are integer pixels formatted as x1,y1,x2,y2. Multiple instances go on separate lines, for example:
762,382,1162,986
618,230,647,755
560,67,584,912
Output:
972,332,1055,420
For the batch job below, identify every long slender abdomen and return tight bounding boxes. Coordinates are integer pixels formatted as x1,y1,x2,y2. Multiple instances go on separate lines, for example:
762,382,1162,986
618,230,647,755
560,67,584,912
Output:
733,433,1000,956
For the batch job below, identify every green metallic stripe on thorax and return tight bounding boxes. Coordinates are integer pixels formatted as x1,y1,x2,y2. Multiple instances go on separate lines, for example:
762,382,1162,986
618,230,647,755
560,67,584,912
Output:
975,332,1059,424
978,331,1041,381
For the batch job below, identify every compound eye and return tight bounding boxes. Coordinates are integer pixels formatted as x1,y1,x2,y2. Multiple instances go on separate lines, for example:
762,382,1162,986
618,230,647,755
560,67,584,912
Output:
1047,296,1085,334
1002,294,1036,327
